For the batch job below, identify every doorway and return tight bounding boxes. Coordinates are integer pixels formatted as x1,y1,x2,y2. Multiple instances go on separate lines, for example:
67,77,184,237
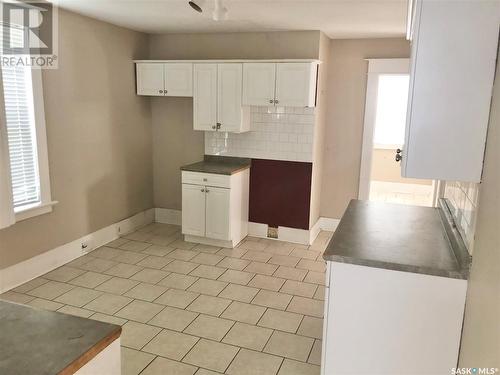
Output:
359,59,437,207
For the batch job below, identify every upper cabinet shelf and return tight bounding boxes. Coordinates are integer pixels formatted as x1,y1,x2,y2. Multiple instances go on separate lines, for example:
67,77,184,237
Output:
402,0,499,182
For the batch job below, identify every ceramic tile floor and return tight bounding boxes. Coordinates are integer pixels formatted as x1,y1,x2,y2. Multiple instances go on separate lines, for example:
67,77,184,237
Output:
1,223,333,375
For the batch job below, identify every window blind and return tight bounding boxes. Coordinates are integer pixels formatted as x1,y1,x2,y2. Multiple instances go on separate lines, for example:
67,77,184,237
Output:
1,24,41,209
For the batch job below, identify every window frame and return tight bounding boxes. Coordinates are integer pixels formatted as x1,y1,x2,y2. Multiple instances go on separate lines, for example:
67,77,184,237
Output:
3,67,56,222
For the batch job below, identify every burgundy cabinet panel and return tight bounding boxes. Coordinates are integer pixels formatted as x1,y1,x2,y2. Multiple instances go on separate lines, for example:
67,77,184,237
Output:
249,159,312,230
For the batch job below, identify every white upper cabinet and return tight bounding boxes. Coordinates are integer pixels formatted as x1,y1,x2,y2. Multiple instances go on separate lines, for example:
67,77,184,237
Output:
402,0,499,182
242,63,277,106
136,63,193,97
193,64,218,131
275,63,317,107
164,63,193,97
242,62,317,107
136,63,164,96
218,64,249,133
194,63,250,133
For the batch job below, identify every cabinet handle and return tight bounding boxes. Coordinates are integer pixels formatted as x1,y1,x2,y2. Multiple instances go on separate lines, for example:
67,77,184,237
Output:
216,123,221,130
274,99,279,104
159,90,163,94
395,148,403,162
212,125,216,130
201,188,205,192
205,189,210,193
269,99,274,104
203,178,207,182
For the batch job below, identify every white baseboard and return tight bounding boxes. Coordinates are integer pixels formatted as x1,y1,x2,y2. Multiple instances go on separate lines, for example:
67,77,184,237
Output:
248,216,339,246
309,219,322,245
317,217,340,232
184,234,236,249
0,208,338,293
248,222,268,238
0,208,154,294
155,208,182,225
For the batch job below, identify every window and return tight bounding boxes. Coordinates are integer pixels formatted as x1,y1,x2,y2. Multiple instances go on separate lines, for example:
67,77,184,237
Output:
0,23,54,223
373,74,410,148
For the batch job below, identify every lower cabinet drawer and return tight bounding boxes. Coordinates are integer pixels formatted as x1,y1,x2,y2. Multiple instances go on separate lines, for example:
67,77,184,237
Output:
181,171,231,188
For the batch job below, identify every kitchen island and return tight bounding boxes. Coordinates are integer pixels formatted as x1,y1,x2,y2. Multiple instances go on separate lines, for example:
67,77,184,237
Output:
0,301,121,375
321,199,470,375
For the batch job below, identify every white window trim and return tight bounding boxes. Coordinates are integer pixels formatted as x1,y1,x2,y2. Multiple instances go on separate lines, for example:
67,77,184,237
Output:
13,68,57,222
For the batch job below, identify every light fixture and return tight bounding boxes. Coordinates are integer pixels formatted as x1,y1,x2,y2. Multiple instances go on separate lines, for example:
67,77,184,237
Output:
212,0,228,21
188,0,228,21
188,0,204,13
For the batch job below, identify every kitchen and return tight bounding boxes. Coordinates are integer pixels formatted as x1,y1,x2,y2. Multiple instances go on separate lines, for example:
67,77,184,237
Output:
0,1,498,374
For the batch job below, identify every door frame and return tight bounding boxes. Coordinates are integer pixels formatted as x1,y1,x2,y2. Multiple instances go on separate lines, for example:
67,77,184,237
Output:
358,58,411,200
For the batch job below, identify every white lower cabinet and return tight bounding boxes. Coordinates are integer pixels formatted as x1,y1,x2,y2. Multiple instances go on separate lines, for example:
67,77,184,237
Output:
321,262,467,375
181,183,206,237
205,186,231,240
181,170,249,248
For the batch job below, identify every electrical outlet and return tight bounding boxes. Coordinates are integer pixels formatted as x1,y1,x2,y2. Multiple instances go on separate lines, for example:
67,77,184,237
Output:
81,241,90,254
267,227,278,239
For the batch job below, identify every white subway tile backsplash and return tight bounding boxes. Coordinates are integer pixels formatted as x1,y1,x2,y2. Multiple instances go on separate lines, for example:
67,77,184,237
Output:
444,181,480,253
205,106,315,162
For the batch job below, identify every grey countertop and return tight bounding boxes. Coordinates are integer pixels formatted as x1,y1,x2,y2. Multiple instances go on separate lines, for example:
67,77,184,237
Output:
181,155,251,175
0,301,121,375
323,200,470,279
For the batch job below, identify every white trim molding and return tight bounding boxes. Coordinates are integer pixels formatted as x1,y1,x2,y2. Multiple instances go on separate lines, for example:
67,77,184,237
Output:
0,208,339,293
0,208,154,293
248,217,340,246
155,208,182,225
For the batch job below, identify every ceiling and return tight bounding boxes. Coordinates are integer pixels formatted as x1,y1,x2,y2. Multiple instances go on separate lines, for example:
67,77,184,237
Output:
54,0,408,39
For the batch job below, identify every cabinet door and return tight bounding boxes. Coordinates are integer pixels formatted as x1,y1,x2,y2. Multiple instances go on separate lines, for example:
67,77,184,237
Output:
181,184,206,237
217,64,243,132
242,63,276,106
136,63,164,96
205,186,231,241
275,63,317,107
402,0,499,182
164,63,193,97
193,64,217,131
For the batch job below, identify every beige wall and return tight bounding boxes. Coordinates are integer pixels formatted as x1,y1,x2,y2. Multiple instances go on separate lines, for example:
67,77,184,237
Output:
149,31,321,60
150,31,323,210
458,52,500,367
152,97,203,210
319,38,410,219
0,10,152,269
309,32,331,227
371,148,432,185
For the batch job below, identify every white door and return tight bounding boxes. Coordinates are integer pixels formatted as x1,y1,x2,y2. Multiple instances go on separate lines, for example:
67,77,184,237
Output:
275,63,316,107
205,186,231,241
358,59,437,207
242,63,276,106
136,63,164,96
165,63,193,97
217,64,243,132
193,64,217,131
182,184,206,237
